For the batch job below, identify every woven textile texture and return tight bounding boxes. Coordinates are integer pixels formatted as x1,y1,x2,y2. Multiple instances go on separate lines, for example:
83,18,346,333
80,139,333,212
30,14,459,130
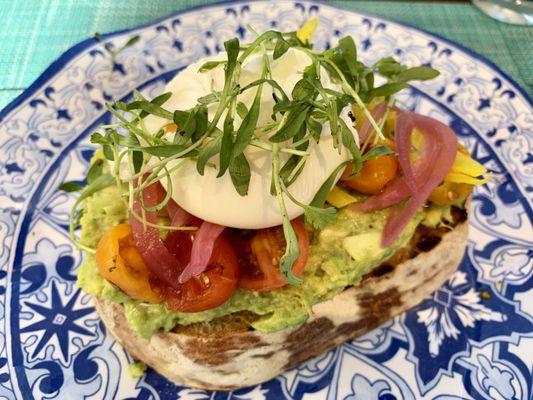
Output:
0,0,531,110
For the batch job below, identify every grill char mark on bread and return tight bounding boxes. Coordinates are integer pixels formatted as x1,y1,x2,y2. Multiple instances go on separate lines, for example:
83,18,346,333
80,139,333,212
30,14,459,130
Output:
94,206,468,390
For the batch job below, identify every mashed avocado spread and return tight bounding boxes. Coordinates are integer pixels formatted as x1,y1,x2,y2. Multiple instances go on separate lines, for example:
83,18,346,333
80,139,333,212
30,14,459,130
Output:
78,183,430,339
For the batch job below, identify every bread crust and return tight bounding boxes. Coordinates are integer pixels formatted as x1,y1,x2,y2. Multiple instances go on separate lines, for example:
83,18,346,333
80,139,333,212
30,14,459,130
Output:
94,218,468,390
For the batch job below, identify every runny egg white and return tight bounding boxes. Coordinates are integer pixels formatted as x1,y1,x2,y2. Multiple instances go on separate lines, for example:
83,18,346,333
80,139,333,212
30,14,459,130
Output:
143,48,358,229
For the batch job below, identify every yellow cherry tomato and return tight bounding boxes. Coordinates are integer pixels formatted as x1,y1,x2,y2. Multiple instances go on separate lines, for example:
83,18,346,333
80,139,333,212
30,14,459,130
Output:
342,139,398,195
341,153,398,195
96,224,161,303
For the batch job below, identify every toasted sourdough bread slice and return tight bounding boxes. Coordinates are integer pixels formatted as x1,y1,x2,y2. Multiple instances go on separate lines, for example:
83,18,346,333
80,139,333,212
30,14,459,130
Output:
94,212,468,391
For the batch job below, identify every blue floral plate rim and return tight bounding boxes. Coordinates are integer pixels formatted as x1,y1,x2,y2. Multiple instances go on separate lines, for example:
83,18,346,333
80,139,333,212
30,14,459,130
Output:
1,1,532,399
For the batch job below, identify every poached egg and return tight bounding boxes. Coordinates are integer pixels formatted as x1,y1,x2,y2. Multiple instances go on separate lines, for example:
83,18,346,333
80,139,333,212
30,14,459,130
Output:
143,48,358,229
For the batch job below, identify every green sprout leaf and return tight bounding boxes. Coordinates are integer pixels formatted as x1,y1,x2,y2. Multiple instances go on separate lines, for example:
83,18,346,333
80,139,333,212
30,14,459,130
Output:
304,205,336,229
103,145,115,161
224,37,240,80
269,104,310,143
123,35,140,49
236,101,248,119
173,109,191,127
125,133,144,173
365,82,409,101
280,178,337,230
218,111,235,177
174,109,197,141
271,146,301,285
362,145,395,161
292,78,316,101
229,153,251,196
58,182,85,192
377,60,404,77
192,106,208,142
240,78,289,102
338,36,358,77
396,66,439,82
139,92,172,118
233,85,262,158
278,219,301,284
273,36,290,60
198,60,225,73
306,115,322,142
132,151,143,174
340,119,361,161
90,132,111,145
137,144,194,158
310,161,351,208
197,135,222,175
238,31,278,61
197,92,219,105
87,159,104,184
125,100,173,120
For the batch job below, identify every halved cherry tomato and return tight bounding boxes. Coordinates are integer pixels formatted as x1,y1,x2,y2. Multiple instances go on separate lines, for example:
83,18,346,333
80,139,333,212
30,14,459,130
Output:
233,219,309,292
153,231,239,312
96,224,161,303
341,144,398,195
164,226,196,265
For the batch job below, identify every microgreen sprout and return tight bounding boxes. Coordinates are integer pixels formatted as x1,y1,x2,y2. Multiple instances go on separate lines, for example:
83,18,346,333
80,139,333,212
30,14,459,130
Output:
94,32,140,75
64,22,439,283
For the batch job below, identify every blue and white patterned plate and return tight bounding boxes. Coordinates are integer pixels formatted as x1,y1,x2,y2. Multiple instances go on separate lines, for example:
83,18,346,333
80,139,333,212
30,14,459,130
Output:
1,1,532,399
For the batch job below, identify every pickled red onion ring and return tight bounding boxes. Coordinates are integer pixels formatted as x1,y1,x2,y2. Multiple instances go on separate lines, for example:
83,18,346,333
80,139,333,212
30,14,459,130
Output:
167,199,195,227
358,102,387,142
353,112,457,246
178,222,225,284
395,113,420,199
381,113,457,246
355,135,438,213
130,179,183,288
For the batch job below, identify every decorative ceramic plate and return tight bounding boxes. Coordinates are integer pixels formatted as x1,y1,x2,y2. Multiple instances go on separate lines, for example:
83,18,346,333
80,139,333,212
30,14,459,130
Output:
1,1,531,399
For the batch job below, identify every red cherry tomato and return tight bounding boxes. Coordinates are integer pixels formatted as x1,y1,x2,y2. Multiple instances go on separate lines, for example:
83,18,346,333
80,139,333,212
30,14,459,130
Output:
232,219,309,292
153,230,239,312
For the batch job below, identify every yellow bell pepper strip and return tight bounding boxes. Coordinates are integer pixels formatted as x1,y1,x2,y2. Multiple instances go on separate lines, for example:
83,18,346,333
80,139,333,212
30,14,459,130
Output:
297,18,319,44
411,129,491,185
445,150,492,184
428,143,491,206
326,186,360,208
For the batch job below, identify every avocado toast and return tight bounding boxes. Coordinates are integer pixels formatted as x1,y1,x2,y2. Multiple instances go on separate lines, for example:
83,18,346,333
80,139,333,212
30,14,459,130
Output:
63,21,490,389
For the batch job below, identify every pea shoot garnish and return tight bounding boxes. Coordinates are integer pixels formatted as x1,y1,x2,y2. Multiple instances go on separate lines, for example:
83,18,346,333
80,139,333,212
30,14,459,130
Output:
62,20,440,283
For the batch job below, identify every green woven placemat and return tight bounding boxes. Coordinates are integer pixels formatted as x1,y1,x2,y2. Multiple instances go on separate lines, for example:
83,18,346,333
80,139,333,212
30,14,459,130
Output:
0,0,531,110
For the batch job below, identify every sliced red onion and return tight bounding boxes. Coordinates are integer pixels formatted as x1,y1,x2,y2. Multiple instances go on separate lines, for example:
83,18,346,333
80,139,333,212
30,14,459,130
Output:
395,113,420,199
358,102,387,142
178,221,225,284
166,198,180,219
130,179,183,288
381,113,457,247
167,199,195,227
355,118,439,212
